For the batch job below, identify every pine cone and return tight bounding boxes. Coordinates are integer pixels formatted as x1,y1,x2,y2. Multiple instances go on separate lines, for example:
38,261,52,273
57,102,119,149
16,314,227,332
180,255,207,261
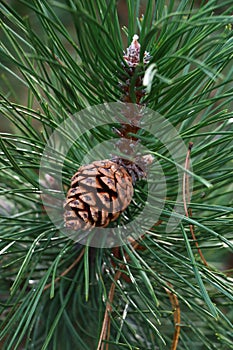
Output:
64,159,144,231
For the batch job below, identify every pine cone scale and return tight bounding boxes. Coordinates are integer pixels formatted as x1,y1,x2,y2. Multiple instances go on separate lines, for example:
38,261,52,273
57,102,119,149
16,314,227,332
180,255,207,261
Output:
78,176,98,187
98,167,116,178
79,193,97,206
96,192,112,209
99,176,116,191
66,198,85,210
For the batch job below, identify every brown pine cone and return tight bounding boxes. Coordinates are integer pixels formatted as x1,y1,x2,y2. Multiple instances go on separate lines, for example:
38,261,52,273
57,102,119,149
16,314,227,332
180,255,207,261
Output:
64,159,143,231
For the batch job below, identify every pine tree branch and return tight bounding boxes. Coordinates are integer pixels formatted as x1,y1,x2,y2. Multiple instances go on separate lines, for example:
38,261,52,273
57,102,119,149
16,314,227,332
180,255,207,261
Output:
0,0,233,349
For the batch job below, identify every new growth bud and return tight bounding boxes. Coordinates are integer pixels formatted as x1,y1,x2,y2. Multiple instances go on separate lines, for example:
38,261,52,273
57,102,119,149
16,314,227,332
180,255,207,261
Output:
123,34,141,67
123,34,151,67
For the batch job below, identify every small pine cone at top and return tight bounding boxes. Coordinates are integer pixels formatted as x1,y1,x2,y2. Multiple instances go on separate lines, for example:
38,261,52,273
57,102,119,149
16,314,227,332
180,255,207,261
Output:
123,34,150,68
120,34,151,104
64,158,148,231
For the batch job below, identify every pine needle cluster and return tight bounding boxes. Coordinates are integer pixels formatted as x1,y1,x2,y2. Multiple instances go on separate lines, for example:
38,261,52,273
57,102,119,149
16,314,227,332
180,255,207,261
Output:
0,1,233,349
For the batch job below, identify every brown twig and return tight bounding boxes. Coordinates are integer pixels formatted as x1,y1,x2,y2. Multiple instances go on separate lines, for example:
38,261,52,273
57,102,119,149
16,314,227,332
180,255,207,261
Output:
97,269,122,350
97,239,144,350
183,142,208,266
43,247,85,292
165,283,181,350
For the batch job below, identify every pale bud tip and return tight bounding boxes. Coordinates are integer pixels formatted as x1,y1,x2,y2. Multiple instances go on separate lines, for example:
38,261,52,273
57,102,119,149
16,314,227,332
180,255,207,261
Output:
132,34,139,42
